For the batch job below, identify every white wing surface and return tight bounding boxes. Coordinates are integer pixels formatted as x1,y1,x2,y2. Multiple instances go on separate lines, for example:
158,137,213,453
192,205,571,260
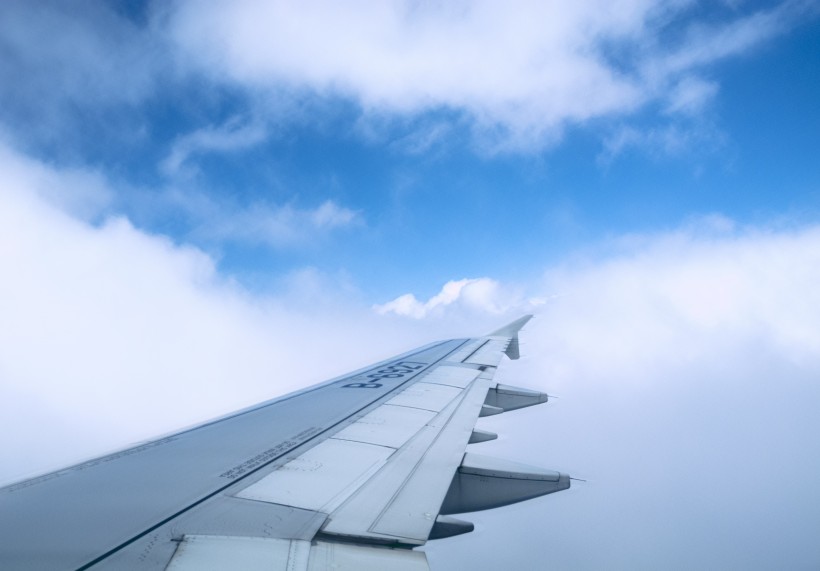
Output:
0,316,571,570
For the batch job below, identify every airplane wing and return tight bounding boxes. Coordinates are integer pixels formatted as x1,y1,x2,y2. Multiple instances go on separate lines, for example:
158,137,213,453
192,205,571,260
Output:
0,315,571,570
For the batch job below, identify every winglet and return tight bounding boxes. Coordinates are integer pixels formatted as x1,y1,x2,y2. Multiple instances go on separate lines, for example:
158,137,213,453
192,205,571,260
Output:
487,315,533,360
488,314,533,338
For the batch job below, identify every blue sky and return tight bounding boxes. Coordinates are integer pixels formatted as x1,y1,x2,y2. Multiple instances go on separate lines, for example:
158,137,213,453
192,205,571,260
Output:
2,2,820,569
2,0,818,302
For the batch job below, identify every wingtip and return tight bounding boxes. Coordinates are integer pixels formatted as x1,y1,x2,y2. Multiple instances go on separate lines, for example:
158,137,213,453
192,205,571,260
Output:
487,314,534,338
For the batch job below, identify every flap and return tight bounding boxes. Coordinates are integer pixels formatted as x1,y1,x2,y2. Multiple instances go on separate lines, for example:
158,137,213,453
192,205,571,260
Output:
167,536,429,571
232,365,490,546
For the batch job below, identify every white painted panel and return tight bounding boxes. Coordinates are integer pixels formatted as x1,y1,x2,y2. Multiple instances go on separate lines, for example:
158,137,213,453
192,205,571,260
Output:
444,339,485,364
332,405,435,449
321,378,491,544
463,338,508,367
236,439,393,512
308,541,429,571
165,535,295,571
421,365,481,389
386,382,461,412
165,536,427,571
370,378,491,540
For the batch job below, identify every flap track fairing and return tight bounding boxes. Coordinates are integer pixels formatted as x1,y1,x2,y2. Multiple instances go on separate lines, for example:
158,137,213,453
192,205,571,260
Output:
439,453,570,515
484,384,548,413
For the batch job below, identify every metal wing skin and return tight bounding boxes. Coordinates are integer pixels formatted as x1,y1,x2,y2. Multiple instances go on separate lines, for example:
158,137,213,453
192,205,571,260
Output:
0,315,571,570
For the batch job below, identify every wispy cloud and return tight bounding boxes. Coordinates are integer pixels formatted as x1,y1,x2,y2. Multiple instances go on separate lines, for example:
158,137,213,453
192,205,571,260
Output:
210,199,361,246
161,116,269,177
597,120,727,164
388,120,454,156
646,4,795,79
664,76,720,115
163,190,363,248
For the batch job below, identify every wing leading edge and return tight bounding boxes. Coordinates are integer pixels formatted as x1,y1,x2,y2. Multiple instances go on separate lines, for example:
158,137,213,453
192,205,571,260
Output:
0,315,572,570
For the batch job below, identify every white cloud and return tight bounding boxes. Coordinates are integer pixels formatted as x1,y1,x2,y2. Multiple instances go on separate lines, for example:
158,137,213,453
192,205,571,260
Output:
0,137,113,221
374,277,524,318
537,222,820,381
165,0,812,151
